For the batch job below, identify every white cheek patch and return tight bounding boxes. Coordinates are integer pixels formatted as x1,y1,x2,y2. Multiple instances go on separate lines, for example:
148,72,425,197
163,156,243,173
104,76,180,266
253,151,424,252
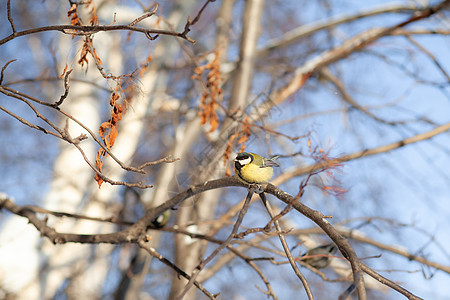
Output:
238,157,252,166
156,215,164,223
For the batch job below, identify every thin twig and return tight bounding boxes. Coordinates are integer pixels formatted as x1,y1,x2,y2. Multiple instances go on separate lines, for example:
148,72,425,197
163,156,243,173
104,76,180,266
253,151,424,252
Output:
129,4,159,26
163,226,279,299
233,250,279,300
176,186,255,300
179,0,216,41
0,105,60,138
0,59,16,84
0,86,171,175
319,67,400,125
0,24,196,46
361,263,423,300
257,3,424,57
137,156,180,169
264,184,367,300
22,205,134,226
260,192,314,300
405,35,450,81
7,0,16,33
0,86,151,188
267,0,450,107
139,240,217,299
275,122,450,183
53,69,73,107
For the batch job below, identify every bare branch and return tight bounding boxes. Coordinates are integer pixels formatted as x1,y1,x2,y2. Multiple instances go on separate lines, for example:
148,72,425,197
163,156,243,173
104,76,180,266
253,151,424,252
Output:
128,4,159,26
268,0,450,106
0,104,61,138
404,35,450,82
0,59,16,85
179,0,217,42
319,67,401,125
19,204,133,226
0,24,196,46
260,192,314,300
6,0,16,34
139,241,217,300
263,184,367,299
52,69,73,107
275,122,450,183
258,3,423,57
137,155,180,169
335,226,450,274
361,264,423,300
289,225,450,274
0,195,135,244
1,171,437,298
176,186,256,299
0,86,152,187
0,86,174,177
233,251,279,300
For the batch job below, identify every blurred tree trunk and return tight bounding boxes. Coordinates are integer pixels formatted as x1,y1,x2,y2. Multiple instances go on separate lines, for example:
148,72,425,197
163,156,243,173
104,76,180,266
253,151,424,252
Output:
169,1,264,299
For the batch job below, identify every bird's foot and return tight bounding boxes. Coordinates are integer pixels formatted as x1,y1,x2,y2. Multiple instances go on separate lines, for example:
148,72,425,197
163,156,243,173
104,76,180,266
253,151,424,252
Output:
250,183,266,194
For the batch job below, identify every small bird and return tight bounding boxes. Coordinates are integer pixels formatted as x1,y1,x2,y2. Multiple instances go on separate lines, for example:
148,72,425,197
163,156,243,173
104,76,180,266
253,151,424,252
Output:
148,210,171,229
301,243,337,269
234,152,279,184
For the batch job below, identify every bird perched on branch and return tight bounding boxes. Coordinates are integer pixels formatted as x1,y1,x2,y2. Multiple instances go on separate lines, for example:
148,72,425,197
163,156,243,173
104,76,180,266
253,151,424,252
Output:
301,243,337,269
234,152,279,184
148,210,171,229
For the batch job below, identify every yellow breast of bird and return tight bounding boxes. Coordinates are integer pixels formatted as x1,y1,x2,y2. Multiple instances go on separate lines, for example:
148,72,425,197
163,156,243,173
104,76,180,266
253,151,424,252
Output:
237,163,274,184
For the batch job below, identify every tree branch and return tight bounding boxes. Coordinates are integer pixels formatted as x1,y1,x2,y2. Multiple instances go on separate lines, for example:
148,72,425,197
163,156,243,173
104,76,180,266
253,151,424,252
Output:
0,24,195,46
275,122,450,183
268,0,450,105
